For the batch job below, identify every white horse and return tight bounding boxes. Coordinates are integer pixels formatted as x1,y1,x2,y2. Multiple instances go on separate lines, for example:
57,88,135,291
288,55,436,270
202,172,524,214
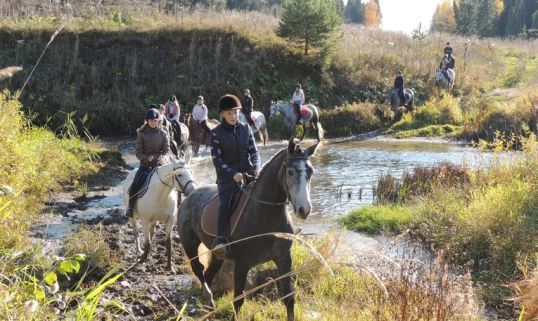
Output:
122,158,196,271
238,111,269,145
435,68,455,93
269,101,324,141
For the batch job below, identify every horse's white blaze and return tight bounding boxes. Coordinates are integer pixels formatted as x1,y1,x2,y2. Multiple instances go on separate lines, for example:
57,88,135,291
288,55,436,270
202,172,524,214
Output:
287,161,312,218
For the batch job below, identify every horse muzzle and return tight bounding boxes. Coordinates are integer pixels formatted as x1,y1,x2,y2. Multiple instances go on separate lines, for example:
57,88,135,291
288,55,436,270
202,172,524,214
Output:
296,206,311,219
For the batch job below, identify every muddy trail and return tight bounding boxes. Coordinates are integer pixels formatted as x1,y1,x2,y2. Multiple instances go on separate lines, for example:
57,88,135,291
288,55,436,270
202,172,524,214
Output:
30,143,210,320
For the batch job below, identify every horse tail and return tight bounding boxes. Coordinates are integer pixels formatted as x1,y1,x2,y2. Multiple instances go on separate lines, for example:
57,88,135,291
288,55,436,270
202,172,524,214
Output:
317,121,325,141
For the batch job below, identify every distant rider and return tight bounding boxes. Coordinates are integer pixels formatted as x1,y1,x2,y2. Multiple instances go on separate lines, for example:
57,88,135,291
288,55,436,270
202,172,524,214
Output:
291,84,305,125
242,89,257,130
393,70,406,106
192,95,210,134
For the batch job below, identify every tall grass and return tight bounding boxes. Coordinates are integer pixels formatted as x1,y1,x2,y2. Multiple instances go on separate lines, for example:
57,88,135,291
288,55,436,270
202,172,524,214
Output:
210,232,482,320
341,136,538,317
0,90,113,320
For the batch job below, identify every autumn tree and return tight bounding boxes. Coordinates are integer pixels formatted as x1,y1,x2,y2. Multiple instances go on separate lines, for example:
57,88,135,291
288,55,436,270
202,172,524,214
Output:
364,0,381,27
431,0,456,33
277,0,342,55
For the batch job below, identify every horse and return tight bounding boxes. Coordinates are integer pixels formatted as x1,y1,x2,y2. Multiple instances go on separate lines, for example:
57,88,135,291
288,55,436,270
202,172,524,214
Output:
122,157,196,271
169,120,190,158
178,139,319,321
269,101,324,141
239,111,269,145
384,88,415,120
185,114,219,157
435,68,456,93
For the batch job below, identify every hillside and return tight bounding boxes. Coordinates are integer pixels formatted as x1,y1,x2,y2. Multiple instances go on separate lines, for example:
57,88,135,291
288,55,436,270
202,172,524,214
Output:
0,10,537,137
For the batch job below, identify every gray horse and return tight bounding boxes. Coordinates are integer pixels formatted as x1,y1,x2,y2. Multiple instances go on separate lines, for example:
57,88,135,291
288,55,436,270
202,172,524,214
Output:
269,101,324,141
435,68,455,93
178,139,319,321
385,88,415,120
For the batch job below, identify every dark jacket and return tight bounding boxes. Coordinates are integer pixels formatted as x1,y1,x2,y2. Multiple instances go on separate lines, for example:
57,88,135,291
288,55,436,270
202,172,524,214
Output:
210,120,260,183
242,95,254,114
393,75,404,89
444,46,453,55
135,124,171,167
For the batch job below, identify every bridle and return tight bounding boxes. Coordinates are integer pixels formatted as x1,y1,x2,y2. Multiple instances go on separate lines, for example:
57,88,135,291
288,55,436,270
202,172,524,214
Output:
156,165,194,195
238,153,311,207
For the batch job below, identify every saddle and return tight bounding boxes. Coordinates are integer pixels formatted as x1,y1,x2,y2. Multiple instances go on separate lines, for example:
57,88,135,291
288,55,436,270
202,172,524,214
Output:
128,167,156,199
201,183,254,237
293,106,312,119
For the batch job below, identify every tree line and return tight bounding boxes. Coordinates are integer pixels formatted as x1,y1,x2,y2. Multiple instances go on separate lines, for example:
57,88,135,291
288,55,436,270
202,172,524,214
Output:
431,0,538,38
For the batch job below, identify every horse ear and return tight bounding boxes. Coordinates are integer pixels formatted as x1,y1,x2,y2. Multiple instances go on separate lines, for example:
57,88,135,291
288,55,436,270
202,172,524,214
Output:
288,137,297,153
305,141,319,157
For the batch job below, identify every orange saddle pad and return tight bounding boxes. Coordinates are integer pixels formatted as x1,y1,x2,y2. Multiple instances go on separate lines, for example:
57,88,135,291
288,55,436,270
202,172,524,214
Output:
201,185,253,237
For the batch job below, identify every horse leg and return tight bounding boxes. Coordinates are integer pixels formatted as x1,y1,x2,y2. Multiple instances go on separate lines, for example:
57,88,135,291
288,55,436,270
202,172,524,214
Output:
139,220,151,263
274,252,295,321
201,255,224,309
165,217,175,272
232,263,250,317
129,217,142,256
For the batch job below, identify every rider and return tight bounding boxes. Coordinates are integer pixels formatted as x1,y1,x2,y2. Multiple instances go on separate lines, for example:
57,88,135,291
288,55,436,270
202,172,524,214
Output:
165,95,182,144
125,108,171,218
192,95,210,134
241,89,257,130
393,70,406,106
442,42,455,69
156,103,179,157
291,84,305,125
210,94,260,259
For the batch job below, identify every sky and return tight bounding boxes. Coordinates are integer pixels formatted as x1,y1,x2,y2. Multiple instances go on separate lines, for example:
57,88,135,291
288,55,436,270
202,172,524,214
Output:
376,0,446,34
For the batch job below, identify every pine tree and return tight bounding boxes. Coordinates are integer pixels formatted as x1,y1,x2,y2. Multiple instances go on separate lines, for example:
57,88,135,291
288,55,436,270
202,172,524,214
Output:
473,0,498,37
277,0,342,55
533,10,538,28
454,0,474,35
344,0,364,24
430,0,456,33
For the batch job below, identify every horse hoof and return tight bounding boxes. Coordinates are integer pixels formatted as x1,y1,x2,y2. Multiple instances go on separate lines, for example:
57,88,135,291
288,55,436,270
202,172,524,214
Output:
202,283,216,309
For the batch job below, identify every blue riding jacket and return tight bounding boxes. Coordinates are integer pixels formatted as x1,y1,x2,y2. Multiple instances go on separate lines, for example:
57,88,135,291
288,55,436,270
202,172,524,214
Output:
210,120,260,183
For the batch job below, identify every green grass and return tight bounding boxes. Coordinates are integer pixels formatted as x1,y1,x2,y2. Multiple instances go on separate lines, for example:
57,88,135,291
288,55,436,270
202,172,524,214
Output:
393,124,463,138
340,205,412,235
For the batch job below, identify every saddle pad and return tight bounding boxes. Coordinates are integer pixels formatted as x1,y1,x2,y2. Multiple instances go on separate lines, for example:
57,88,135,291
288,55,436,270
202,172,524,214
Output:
128,168,156,199
201,184,253,237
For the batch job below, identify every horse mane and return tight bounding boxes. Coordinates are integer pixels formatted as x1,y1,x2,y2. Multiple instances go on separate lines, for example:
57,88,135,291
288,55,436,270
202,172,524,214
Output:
257,148,287,181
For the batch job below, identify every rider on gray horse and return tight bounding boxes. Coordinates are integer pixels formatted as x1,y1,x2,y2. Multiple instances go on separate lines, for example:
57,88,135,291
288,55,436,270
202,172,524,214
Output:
165,95,183,146
210,94,260,259
241,89,258,130
393,70,406,106
292,84,305,125
192,95,211,134
126,108,171,217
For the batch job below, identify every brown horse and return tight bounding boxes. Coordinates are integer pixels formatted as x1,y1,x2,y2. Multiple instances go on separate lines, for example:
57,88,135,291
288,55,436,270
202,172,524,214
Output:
185,114,219,157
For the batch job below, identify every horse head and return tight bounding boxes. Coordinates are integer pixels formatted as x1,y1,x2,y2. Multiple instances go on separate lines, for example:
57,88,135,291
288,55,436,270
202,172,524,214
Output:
169,158,196,195
283,138,319,219
269,101,277,118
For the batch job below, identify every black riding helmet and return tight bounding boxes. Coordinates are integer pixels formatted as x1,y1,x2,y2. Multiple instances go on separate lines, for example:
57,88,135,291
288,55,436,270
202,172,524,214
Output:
146,108,160,120
170,95,177,102
217,94,242,114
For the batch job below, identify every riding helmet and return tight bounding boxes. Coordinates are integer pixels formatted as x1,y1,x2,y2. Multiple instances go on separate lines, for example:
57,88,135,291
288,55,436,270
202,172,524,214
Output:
217,94,242,113
197,95,204,102
296,84,301,89
170,95,177,102
243,89,250,95
146,108,160,120
158,104,165,110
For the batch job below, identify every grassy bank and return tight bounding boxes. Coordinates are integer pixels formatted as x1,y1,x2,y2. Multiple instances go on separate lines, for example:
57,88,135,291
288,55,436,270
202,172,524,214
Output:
340,138,538,317
203,232,482,320
0,10,536,139
0,90,120,320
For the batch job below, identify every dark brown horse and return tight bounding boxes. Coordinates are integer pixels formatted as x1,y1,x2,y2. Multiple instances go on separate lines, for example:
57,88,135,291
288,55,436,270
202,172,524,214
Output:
178,139,319,321
184,114,219,157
